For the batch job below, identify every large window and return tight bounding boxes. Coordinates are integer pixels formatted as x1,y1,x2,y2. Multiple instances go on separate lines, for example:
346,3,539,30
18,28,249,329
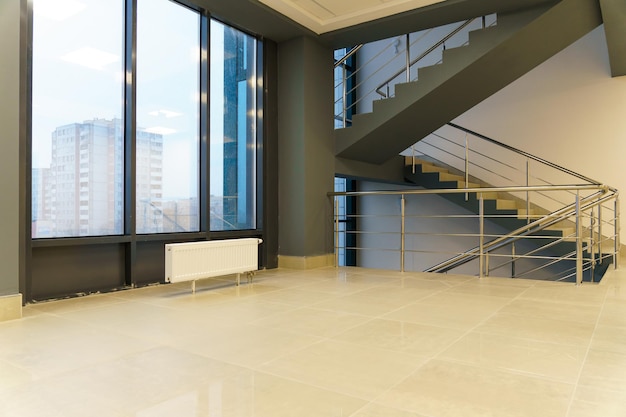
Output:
210,21,257,231
136,0,200,234
31,0,124,238
32,2,260,239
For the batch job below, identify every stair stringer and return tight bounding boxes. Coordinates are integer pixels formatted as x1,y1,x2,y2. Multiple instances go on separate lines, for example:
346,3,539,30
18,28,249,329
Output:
335,0,603,164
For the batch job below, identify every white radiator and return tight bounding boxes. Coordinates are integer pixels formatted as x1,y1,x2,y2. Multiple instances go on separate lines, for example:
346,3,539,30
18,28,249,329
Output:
165,238,262,291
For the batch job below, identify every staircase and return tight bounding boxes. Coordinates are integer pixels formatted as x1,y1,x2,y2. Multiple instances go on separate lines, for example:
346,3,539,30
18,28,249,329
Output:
334,0,603,164
404,156,613,282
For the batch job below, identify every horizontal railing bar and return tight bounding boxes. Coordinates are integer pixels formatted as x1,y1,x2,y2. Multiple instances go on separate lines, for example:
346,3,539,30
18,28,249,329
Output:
329,184,608,197
375,18,477,96
447,123,612,188
424,191,612,272
334,44,363,68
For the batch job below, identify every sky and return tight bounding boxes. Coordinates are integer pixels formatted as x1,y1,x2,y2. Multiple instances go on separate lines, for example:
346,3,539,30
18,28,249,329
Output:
32,0,245,200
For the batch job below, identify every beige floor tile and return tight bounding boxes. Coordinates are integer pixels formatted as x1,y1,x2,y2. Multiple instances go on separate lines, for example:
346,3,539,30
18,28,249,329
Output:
567,385,626,417
332,318,465,358
353,285,442,304
417,291,512,308
176,298,297,327
247,287,340,307
604,281,626,301
1,322,157,380
0,360,32,391
498,298,602,324
383,295,506,330
293,278,383,296
415,272,476,286
19,346,364,417
377,359,574,417
445,280,530,298
474,313,595,347
206,371,367,417
44,346,249,416
120,285,235,309
57,300,216,344
439,332,587,383
259,339,426,400
518,284,608,306
596,299,626,328
172,323,323,368
387,276,454,290
4,266,626,416
0,379,126,417
578,349,626,391
313,293,416,317
351,403,427,417
590,324,626,354
251,307,372,338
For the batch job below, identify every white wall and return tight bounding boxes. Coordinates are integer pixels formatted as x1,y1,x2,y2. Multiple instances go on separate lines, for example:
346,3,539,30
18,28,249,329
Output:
454,26,626,242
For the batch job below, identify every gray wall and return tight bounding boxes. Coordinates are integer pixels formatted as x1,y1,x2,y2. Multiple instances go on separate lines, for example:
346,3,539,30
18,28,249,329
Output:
0,0,21,296
278,36,334,257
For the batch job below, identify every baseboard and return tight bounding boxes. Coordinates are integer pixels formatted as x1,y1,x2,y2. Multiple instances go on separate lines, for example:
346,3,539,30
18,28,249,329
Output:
278,254,335,270
0,294,22,322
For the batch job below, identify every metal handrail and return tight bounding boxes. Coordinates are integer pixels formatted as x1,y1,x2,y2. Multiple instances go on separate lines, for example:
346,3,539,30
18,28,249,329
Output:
334,45,363,68
330,184,619,283
331,184,607,198
447,123,610,188
374,18,478,98
334,16,494,127
425,190,615,274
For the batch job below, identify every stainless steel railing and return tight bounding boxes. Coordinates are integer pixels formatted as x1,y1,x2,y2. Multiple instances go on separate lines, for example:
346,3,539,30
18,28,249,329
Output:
405,123,614,221
334,16,496,128
329,185,619,283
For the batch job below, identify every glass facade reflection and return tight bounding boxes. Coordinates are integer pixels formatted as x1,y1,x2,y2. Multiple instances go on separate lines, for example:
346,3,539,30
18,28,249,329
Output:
210,21,257,231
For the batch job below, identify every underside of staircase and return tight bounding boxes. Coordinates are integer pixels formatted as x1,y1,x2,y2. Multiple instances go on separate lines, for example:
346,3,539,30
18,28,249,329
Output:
334,0,603,165
404,157,613,282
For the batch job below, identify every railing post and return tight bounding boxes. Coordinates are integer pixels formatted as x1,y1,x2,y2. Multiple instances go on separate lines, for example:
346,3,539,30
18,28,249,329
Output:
465,133,469,201
401,194,406,272
576,192,583,285
405,33,410,83
411,145,416,174
590,208,596,282
479,194,485,278
615,196,620,269
596,197,604,263
335,197,339,268
526,159,531,224
511,241,516,278
342,65,347,128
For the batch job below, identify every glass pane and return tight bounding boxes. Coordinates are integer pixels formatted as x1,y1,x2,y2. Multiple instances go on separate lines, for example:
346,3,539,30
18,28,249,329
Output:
210,20,257,231
32,0,124,238
136,0,200,234
334,177,347,267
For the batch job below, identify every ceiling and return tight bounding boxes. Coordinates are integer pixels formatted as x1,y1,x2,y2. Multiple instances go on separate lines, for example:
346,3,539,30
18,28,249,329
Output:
201,0,559,47
257,0,446,34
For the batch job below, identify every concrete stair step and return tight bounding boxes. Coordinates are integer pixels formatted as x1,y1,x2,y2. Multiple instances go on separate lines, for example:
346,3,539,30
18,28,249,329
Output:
496,199,521,210
438,172,464,182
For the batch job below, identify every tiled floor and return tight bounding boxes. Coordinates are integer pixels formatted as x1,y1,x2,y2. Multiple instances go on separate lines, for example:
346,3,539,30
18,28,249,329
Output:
2,263,626,416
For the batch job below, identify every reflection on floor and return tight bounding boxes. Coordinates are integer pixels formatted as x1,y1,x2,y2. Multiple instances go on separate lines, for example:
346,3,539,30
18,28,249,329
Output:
2,264,626,416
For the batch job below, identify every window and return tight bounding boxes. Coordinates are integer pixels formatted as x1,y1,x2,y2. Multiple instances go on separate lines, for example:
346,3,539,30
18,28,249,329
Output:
210,20,257,231
32,1,261,239
32,0,124,238
136,0,200,234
